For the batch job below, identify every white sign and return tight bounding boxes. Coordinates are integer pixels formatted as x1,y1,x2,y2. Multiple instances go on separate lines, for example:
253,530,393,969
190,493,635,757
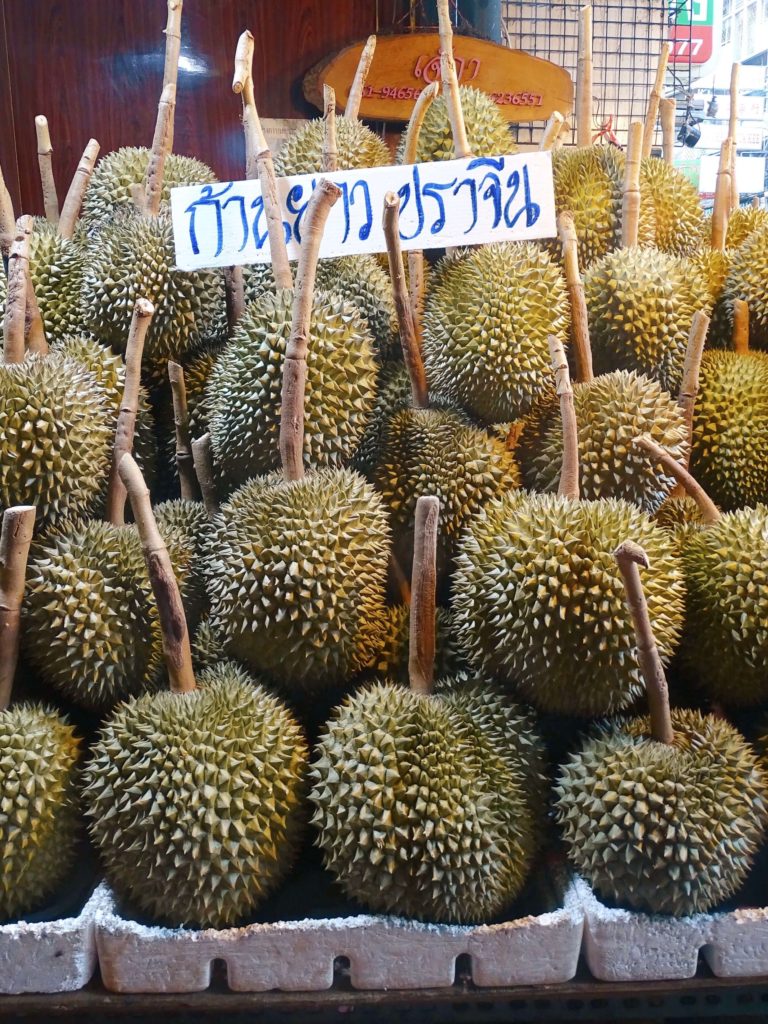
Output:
169,152,556,271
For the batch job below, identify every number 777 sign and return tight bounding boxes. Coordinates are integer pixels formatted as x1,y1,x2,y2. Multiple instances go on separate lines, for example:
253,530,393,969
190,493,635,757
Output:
670,0,714,64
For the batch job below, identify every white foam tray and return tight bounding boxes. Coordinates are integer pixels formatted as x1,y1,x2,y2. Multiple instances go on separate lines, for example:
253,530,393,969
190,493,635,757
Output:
0,883,101,994
95,873,583,993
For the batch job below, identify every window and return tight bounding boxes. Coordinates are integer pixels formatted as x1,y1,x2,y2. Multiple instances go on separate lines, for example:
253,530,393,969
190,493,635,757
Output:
722,13,733,42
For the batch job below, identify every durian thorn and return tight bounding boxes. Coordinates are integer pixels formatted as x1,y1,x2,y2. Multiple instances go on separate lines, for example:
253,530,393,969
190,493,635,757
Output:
58,138,99,240
436,0,472,159
162,0,184,155
621,122,643,248
557,210,593,383
409,496,439,696
383,192,429,409
575,4,593,148
641,42,670,160
191,433,219,517
389,551,411,606
539,111,565,152
144,83,176,218
614,540,674,746
2,216,32,364
548,334,580,501
673,310,710,484
168,361,201,502
0,505,36,712
660,98,676,166
346,34,377,121
322,85,338,173
634,434,721,524
732,299,749,355
401,82,440,165
729,63,740,211
106,299,155,527
711,138,733,251
35,115,59,224
407,250,426,340
280,178,342,482
224,266,245,333
118,452,196,694
0,161,15,259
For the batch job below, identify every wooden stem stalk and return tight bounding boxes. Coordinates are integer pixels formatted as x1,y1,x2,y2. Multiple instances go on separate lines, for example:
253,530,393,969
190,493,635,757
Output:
401,81,440,164
408,249,425,337
622,122,643,248
642,43,670,159
130,183,148,216
3,216,32,364
58,139,99,239
729,62,740,211
675,310,710,474
162,0,183,153
24,277,48,355
279,179,341,481
168,361,200,500
558,211,593,383
660,98,675,165
224,266,245,331
0,506,36,712
549,334,579,500
408,496,439,696
732,298,749,354
35,116,59,224
614,540,674,745
383,193,428,409
0,163,14,258
711,139,732,251
437,0,472,159
539,111,565,151
634,434,720,524
322,85,338,172
144,83,176,217
119,453,195,694
576,4,593,147
106,299,155,526
191,433,218,516
346,34,376,120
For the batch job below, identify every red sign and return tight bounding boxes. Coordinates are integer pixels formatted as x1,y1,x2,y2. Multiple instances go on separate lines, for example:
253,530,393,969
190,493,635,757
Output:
669,24,713,64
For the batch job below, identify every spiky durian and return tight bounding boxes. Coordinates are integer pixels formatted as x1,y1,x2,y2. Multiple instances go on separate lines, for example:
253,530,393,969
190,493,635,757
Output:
519,370,688,512
640,157,705,256
353,362,411,477
0,704,81,922
274,116,390,177
154,499,211,623
397,85,514,164
653,495,706,535
206,289,378,488
453,493,684,716
84,663,308,928
555,709,767,915
584,247,710,393
726,205,768,249
689,349,768,510
82,147,217,228
191,614,229,674
690,247,732,346
723,225,768,349
368,605,470,681
422,242,569,423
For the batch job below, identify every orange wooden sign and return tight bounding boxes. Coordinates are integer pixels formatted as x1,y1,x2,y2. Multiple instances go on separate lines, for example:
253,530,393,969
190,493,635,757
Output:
304,33,573,124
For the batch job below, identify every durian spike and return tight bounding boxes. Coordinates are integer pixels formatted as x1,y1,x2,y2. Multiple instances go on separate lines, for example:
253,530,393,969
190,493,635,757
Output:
3,216,32,364
35,116,59,224
539,111,565,152
280,178,342,481
233,30,292,290
614,540,674,745
0,163,14,258
436,0,472,159
105,298,155,526
389,550,412,606
191,433,219,516
58,138,99,240
634,434,721,524
641,43,670,160
557,210,593,383
660,98,675,165
711,139,732,251
346,34,376,121
549,334,579,501
118,452,196,694
673,310,710,483
224,266,245,331
168,360,201,501
621,122,643,248
732,298,749,354
729,63,740,211
144,82,176,217
383,192,428,409
409,495,439,695
162,0,183,153
0,505,36,711
575,4,593,147
408,249,426,337
322,85,338,173
401,81,440,164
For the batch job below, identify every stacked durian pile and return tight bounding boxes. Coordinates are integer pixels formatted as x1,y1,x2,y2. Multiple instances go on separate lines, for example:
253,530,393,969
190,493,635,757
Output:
3,0,768,950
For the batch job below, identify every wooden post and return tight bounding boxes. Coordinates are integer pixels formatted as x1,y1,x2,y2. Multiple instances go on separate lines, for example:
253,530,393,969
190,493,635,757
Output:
408,496,439,696
3,216,32,364
346,34,376,120
437,0,472,159
642,43,670,159
0,506,36,712
401,81,440,164
621,122,643,248
634,434,721,524
144,83,176,217
58,139,99,240
322,85,338,172
35,116,59,224
539,111,565,151
732,298,749,354
711,138,733,251
576,4,593,147
191,434,218,516
168,361,200,500
660,98,675,165
558,211,593,383
729,62,740,211
549,334,579,501
162,0,183,154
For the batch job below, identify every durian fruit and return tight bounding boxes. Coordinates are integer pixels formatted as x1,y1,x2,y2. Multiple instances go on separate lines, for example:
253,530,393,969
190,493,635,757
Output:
353,361,411,477
154,499,211,623
274,116,390,177
640,157,705,256
368,603,469,681
690,247,732,346
723,225,768,349
15,218,87,338
726,204,768,249
555,540,767,915
397,85,514,164
191,613,229,674
423,242,570,423
653,494,706,534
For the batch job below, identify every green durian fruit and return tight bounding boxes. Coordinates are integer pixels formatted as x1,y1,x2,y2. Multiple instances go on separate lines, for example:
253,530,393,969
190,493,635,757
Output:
82,147,217,228
640,157,705,256
0,352,113,527
519,370,688,512
584,247,711,393
84,663,308,928
7,218,87,338
0,704,81,922
353,362,411,477
422,242,570,423
689,349,768,510
555,709,767,915
369,604,470,681
723,225,768,349
453,493,684,716
191,614,230,674
205,289,378,489
690,247,732,346
652,494,706,537
397,85,514,163
274,116,390,176
726,205,768,249
205,469,390,688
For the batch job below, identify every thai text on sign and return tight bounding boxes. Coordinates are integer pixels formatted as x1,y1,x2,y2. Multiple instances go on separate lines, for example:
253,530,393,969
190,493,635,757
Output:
170,152,557,272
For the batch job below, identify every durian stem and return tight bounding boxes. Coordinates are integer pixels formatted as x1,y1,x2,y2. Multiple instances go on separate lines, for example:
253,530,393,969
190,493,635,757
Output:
711,139,732,251
346,34,376,120
224,265,245,331
634,434,721,524
58,139,99,240
389,551,411,606
233,30,292,291
0,505,36,712
558,211,593,383
280,178,342,482
752,195,760,209
437,0,472,159
408,249,426,339
24,275,48,356
539,111,565,151
323,85,338,173
162,0,183,154
118,452,196,694
144,83,176,218
383,193,429,409
130,183,148,216
673,310,709,485
660,98,675,165
191,433,219,516
732,298,749,355
3,216,32,365
35,115,59,224
621,122,643,248
0,163,15,259
549,334,580,501
168,360,201,501
614,540,674,746
106,299,155,527
409,495,439,696
401,81,440,164
641,43,670,160
575,4,593,148
729,63,740,212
